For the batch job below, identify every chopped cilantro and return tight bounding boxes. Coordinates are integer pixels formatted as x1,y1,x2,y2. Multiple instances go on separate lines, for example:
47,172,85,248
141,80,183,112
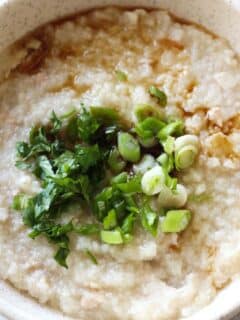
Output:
50,111,62,134
85,249,98,265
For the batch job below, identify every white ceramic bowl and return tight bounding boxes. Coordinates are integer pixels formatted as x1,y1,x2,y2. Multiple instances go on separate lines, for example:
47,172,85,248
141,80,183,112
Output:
0,1,240,319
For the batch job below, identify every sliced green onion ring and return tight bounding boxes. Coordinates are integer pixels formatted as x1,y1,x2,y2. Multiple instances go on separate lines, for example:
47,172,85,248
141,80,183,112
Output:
138,136,157,148
141,166,165,196
134,104,164,122
133,154,156,175
158,120,184,141
149,85,167,107
117,175,142,194
162,136,175,155
161,209,191,233
101,229,123,244
137,117,165,134
157,153,174,173
103,209,117,230
157,184,187,208
174,134,199,153
175,145,198,170
111,172,128,185
108,147,126,173
118,132,140,163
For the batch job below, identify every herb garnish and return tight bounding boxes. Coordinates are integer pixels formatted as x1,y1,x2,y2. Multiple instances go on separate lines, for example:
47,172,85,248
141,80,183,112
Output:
115,70,128,82
149,85,167,107
85,249,98,265
13,90,199,268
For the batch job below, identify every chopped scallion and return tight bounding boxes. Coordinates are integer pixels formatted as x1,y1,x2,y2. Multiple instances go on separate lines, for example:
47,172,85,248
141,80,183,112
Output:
90,106,119,124
108,147,126,173
149,85,167,107
134,104,164,121
118,132,140,163
85,249,98,265
115,70,128,82
100,229,123,244
174,134,199,153
158,120,184,141
141,166,165,196
103,209,117,230
161,209,191,233
158,184,187,208
175,145,198,170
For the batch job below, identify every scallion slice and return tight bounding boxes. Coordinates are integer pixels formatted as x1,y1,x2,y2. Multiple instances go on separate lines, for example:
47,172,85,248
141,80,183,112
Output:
149,85,167,107
174,134,199,153
133,154,156,175
103,209,117,230
108,147,126,173
100,229,123,244
175,145,198,170
90,106,119,124
158,120,184,141
141,166,165,195
118,132,140,163
138,136,157,148
162,136,175,155
115,70,128,82
161,209,191,233
157,153,174,173
158,184,187,208
134,104,164,121
111,172,128,185
117,175,142,194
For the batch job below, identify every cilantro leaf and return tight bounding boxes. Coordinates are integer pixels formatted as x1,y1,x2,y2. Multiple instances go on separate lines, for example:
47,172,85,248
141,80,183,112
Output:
34,182,58,220
54,247,70,268
74,144,102,172
74,223,100,235
37,155,55,179
77,107,100,142
50,111,62,134
16,142,32,159
85,249,98,265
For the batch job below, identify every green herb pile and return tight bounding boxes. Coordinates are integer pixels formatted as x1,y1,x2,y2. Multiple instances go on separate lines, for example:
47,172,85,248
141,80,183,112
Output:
13,86,199,267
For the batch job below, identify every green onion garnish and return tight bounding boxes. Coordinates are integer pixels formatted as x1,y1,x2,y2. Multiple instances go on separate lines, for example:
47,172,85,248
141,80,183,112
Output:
108,147,126,173
103,209,117,230
141,166,165,195
115,70,128,82
85,249,98,265
175,145,198,170
101,229,123,244
134,103,164,121
158,184,187,208
149,85,167,107
161,209,191,233
117,132,140,163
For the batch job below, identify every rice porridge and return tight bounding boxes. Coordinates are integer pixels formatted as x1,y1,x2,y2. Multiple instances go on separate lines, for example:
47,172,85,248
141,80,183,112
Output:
0,7,240,320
